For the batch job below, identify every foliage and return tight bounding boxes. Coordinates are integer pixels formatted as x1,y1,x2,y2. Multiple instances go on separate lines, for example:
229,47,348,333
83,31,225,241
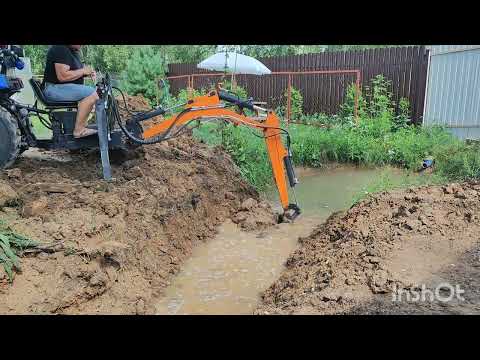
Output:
324,45,410,52
161,45,217,64
351,168,446,205
82,45,135,75
276,86,303,120
288,87,304,120
161,87,208,109
21,45,415,78
393,97,411,131
22,45,49,74
195,123,272,190
364,74,395,118
216,45,410,58
221,80,248,99
0,220,39,282
339,83,367,120
120,46,167,106
217,45,299,59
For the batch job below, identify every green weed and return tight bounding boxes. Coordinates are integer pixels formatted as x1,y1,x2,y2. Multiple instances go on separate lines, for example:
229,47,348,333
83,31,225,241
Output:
0,221,39,282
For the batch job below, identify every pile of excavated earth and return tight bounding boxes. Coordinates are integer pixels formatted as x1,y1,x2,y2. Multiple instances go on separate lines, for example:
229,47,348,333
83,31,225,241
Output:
255,182,480,315
0,95,276,314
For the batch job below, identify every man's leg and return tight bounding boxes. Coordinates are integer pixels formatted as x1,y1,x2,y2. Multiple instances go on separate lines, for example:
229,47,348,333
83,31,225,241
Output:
44,83,99,138
73,91,99,138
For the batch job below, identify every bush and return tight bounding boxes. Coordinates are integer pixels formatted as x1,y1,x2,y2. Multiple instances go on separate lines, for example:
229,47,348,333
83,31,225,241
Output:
194,123,272,190
288,87,304,120
221,80,248,99
393,97,411,131
365,74,395,118
339,83,367,120
276,86,304,120
162,87,207,109
120,46,166,106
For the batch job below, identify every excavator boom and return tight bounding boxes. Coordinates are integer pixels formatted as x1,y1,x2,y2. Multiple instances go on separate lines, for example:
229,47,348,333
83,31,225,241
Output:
141,89,301,220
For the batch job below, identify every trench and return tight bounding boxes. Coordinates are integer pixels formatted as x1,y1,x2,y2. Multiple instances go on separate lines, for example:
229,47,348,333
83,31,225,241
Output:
155,165,404,315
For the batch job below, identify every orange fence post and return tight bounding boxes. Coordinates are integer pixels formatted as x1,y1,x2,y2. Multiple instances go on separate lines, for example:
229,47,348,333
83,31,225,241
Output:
188,76,194,98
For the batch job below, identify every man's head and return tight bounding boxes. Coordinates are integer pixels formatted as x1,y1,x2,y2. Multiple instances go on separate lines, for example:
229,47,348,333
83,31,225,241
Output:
69,45,82,50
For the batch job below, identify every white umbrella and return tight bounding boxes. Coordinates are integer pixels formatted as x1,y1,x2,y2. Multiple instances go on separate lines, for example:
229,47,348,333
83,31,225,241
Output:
197,52,271,75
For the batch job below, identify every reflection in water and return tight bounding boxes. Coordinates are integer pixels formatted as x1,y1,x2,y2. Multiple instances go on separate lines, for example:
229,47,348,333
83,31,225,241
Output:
156,166,402,315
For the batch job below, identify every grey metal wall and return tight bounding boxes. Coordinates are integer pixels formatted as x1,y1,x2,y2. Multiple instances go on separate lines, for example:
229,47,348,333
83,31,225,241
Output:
423,45,480,140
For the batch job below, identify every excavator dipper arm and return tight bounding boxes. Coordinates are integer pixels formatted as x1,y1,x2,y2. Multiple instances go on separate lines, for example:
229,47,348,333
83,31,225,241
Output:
141,90,301,219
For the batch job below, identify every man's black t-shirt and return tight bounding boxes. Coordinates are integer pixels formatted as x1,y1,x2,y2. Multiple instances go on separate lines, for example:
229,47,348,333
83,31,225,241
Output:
43,46,84,85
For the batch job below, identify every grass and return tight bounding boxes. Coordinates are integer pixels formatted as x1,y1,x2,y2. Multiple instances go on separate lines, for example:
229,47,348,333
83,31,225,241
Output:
194,122,273,191
350,168,446,205
193,115,480,194
0,219,39,282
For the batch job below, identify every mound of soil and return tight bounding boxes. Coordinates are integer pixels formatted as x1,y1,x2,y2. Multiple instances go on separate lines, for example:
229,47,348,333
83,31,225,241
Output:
0,98,276,314
255,182,480,315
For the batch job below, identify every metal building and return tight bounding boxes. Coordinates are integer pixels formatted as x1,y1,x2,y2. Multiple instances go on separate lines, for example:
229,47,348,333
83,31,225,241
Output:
423,45,480,140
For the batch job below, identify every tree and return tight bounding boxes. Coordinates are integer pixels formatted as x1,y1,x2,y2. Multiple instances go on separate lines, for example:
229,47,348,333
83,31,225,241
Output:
323,45,409,52
120,46,166,105
161,45,217,64
22,45,49,74
217,45,299,58
82,45,136,75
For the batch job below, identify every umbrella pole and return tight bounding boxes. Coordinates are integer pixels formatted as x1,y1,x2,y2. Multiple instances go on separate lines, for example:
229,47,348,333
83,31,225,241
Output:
232,52,238,92
231,73,237,92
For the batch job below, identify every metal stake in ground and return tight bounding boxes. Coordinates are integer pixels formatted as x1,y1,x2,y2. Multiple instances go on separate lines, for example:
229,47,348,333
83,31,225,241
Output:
95,98,112,181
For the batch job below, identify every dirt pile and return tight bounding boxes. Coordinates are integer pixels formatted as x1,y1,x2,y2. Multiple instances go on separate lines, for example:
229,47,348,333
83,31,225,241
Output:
255,182,480,315
115,93,151,119
0,110,276,314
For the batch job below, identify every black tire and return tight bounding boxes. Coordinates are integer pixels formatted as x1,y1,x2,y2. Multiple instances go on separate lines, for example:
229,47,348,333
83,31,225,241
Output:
0,106,21,169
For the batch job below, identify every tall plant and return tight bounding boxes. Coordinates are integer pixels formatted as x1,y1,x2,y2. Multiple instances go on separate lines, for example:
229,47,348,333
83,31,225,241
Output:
365,74,395,118
120,46,166,106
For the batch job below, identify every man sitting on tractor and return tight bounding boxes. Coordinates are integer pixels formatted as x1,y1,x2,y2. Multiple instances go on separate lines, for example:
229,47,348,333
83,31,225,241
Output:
43,45,98,139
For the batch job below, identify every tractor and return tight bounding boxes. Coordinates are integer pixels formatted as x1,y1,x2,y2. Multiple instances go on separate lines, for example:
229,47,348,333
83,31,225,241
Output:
0,45,301,220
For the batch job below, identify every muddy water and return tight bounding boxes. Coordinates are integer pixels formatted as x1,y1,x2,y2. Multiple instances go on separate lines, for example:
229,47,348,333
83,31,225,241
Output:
156,166,402,315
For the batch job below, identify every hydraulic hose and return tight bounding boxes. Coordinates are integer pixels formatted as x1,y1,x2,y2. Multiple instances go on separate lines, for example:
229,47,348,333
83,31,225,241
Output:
110,92,193,145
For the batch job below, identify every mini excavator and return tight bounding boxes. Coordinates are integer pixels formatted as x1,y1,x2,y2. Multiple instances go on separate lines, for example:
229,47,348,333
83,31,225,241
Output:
108,75,301,220
0,46,301,220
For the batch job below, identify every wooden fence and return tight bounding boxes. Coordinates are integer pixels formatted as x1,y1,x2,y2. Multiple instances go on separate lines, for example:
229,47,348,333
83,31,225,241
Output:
167,46,430,123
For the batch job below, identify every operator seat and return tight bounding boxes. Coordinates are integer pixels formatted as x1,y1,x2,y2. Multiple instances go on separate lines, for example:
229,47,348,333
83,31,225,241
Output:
29,78,78,109
29,78,83,137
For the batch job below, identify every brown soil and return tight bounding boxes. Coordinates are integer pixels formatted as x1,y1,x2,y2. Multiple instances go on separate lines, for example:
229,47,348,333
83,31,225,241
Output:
0,96,276,315
255,182,480,315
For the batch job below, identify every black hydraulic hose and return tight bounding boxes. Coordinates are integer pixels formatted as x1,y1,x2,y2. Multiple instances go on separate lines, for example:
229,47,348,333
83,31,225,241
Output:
112,86,136,116
111,93,192,145
218,89,255,111
110,85,187,144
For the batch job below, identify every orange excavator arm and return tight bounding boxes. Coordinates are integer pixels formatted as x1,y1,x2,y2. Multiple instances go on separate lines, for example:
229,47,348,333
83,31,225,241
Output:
141,90,301,220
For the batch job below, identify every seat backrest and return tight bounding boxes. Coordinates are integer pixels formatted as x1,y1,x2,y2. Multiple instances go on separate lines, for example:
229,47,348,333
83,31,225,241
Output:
29,78,78,109
29,78,48,104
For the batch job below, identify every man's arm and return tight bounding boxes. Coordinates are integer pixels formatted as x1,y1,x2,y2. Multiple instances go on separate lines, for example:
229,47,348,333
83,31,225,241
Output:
55,63,93,83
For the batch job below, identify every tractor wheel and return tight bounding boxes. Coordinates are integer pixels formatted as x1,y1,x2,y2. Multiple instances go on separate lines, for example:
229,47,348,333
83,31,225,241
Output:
0,107,21,169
